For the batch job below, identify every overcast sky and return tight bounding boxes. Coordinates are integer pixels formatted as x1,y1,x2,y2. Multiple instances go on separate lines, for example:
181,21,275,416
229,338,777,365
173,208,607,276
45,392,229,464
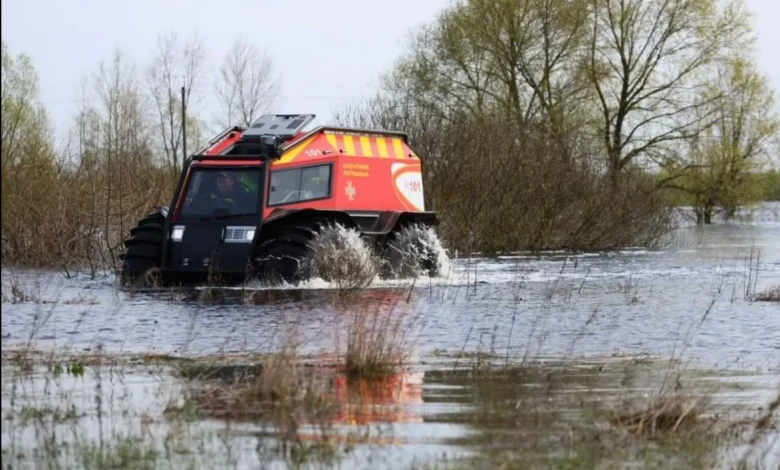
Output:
3,0,779,144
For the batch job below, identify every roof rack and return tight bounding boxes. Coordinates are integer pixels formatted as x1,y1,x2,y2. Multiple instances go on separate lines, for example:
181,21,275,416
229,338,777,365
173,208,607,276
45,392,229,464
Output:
240,114,316,141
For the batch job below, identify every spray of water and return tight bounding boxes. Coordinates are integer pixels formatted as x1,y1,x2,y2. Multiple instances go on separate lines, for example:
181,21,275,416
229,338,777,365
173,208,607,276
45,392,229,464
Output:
383,222,451,280
302,222,382,292
245,222,451,291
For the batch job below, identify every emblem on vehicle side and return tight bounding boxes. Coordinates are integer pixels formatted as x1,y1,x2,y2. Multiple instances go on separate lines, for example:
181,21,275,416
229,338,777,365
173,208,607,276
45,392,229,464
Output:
345,181,356,201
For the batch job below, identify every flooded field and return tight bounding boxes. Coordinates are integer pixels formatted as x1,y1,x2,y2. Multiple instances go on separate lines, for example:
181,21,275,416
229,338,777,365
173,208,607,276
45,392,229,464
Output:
2,203,779,469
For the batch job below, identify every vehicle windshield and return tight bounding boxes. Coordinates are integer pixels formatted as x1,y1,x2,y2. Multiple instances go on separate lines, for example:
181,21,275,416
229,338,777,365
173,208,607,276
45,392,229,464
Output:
178,168,262,218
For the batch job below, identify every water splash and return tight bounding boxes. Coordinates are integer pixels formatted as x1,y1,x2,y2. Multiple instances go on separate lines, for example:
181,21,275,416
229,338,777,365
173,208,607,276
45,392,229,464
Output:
302,222,382,292
383,222,451,279
242,222,452,291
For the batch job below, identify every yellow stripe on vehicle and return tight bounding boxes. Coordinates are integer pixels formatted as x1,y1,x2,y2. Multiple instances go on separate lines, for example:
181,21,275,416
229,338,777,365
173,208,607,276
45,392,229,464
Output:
276,135,317,164
343,135,356,156
359,136,373,157
376,137,389,158
325,134,339,153
392,138,406,159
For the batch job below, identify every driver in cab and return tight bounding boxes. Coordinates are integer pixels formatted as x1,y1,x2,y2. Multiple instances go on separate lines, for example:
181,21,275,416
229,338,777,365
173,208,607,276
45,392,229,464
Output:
209,171,253,210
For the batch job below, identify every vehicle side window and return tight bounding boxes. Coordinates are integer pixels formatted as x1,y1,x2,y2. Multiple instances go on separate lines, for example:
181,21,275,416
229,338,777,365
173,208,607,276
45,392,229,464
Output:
301,165,330,200
268,164,331,206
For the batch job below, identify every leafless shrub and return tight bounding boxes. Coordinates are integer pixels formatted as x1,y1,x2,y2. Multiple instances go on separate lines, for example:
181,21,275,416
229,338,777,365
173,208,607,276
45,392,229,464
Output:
336,103,672,255
755,285,780,302
1,272,39,304
613,395,713,437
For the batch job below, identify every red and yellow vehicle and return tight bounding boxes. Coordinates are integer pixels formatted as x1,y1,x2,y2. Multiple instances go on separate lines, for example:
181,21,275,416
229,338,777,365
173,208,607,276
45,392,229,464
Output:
119,114,441,286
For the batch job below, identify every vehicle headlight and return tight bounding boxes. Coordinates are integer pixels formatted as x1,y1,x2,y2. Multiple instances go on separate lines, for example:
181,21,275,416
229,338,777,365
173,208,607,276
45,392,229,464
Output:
171,225,185,242
224,226,256,243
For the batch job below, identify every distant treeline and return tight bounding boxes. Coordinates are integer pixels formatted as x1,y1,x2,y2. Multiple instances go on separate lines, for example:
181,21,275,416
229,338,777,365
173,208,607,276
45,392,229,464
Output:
2,0,779,272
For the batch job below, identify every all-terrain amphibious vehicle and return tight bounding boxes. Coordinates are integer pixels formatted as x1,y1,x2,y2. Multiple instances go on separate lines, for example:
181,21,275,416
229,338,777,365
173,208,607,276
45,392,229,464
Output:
119,114,441,286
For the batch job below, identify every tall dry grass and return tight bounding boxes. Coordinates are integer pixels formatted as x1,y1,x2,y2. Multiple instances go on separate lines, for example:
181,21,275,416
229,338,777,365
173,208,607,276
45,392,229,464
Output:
342,297,416,378
1,154,176,276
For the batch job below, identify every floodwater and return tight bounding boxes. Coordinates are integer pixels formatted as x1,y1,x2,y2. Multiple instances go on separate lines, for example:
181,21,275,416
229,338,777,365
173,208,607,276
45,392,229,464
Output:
2,202,780,469
2,204,779,369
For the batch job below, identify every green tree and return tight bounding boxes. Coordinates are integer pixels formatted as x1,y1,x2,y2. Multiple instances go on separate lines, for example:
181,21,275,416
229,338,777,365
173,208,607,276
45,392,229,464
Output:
1,40,54,171
673,57,779,223
1,41,61,266
379,0,592,131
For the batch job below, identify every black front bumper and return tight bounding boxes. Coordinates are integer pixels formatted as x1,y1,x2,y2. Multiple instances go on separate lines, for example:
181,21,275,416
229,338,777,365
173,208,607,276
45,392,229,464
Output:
162,223,256,285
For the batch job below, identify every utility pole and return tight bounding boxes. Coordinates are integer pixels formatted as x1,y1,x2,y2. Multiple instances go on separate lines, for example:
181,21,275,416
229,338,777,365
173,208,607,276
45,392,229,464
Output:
181,85,187,171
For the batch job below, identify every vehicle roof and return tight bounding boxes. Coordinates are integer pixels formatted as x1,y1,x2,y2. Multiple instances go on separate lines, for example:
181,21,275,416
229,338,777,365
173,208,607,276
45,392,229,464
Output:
271,126,419,167
194,125,420,168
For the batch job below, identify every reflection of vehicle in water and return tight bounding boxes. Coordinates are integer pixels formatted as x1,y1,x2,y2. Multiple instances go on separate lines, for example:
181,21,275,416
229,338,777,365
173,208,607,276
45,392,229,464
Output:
331,372,424,425
119,113,442,287
189,366,425,429
182,286,424,430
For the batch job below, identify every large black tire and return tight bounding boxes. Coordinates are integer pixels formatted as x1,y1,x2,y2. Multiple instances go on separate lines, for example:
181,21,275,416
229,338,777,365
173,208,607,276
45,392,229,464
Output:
381,222,441,279
252,223,317,285
119,210,165,287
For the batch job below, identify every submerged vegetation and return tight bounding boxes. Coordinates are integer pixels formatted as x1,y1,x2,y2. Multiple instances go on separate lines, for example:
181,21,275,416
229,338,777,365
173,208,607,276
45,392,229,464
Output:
2,336,778,469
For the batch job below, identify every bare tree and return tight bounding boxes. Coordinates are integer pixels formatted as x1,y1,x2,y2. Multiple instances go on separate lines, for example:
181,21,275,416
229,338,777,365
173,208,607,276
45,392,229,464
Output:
214,36,280,128
146,32,206,173
584,0,752,183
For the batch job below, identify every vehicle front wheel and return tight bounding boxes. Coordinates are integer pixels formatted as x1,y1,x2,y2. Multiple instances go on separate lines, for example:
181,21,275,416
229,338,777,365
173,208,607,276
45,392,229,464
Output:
119,210,166,287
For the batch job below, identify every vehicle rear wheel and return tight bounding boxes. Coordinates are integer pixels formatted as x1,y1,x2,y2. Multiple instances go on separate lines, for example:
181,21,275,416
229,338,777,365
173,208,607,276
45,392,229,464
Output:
381,222,441,279
120,210,165,287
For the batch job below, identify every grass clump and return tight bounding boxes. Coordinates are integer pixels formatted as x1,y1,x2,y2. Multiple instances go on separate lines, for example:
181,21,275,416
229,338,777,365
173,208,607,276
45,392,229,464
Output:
76,436,158,470
183,335,337,423
342,294,417,379
613,395,713,437
755,285,780,302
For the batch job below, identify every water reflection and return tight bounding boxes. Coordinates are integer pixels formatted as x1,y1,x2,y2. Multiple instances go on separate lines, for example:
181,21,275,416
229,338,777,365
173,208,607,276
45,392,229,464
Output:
2,353,778,470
